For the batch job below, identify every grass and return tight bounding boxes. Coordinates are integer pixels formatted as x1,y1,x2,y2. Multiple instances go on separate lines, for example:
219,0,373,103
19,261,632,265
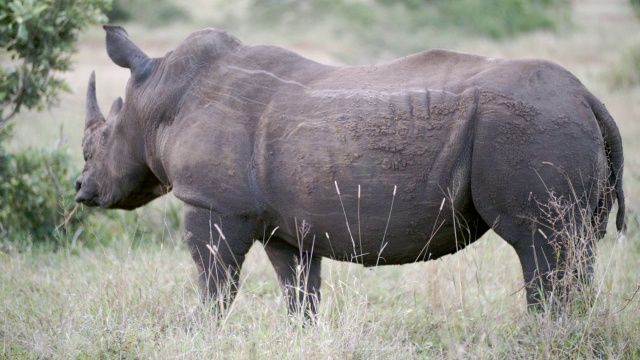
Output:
2,0,640,358
3,183,639,358
608,45,640,89
1,219,638,358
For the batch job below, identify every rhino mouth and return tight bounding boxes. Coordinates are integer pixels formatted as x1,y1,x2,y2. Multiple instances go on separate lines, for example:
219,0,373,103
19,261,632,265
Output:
74,183,167,210
75,182,101,207
75,191,100,207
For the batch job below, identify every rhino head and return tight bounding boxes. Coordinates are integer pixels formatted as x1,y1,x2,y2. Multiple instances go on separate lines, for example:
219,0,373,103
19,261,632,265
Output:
75,26,167,210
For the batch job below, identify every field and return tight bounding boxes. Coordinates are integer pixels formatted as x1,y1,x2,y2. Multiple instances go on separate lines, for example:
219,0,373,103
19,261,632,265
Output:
2,0,640,358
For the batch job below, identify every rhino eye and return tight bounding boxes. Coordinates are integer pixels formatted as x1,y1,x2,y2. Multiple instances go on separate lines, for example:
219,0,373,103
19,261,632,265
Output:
83,145,94,161
100,129,109,145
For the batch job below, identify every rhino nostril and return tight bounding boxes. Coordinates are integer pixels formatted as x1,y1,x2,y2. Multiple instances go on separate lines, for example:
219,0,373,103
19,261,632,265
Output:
75,179,82,192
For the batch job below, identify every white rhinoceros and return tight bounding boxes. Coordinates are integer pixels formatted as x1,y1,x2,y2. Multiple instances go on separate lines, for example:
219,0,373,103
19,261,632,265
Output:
76,26,624,318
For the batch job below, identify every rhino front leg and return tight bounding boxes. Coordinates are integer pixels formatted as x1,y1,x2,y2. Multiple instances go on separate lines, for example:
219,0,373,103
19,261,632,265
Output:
264,238,322,320
184,205,255,311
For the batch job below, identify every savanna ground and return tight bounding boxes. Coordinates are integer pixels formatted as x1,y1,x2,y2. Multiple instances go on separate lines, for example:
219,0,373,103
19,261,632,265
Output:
2,0,640,358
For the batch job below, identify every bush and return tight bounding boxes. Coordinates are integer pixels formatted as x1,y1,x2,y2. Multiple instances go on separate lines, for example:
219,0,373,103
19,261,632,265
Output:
107,0,189,27
0,0,109,125
0,127,183,250
0,127,88,248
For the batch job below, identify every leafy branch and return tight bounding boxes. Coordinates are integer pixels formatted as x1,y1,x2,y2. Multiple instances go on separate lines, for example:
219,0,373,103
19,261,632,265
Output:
0,0,110,126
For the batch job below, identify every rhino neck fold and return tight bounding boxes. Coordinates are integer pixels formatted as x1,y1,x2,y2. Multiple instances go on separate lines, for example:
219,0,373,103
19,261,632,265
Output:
134,58,182,189
145,120,172,187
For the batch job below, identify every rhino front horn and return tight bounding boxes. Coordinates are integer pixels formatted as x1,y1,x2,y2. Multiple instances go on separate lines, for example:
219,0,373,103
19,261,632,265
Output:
85,71,105,129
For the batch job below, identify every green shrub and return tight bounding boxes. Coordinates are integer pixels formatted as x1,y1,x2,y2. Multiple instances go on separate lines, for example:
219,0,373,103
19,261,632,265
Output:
0,127,183,250
0,127,88,248
107,0,189,27
0,0,109,125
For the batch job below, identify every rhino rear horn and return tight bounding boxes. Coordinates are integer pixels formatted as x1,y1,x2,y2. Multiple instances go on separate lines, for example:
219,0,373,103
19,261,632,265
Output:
85,71,105,129
107,97,124,120
104,25,154,80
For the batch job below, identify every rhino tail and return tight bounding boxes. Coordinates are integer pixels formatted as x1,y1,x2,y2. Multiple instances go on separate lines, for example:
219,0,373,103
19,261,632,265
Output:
588,93,626,234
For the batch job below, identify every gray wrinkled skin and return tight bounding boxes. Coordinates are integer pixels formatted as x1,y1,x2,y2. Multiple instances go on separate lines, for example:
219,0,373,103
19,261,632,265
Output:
76,26,625,317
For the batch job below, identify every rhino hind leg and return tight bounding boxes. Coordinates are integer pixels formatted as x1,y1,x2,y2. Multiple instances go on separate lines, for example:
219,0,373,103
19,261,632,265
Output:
263,238,322,320
471,162,600,310
183,205,255,311
506,222,562,308
471,115,602,311
491,210,597,312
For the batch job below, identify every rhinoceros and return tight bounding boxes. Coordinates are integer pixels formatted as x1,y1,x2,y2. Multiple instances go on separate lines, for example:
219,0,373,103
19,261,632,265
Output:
76,25,624,317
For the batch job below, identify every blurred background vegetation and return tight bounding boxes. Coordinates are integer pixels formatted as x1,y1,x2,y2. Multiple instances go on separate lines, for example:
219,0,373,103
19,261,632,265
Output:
1,0,639,251
212,0,572,63
106,0,189,27
246,0,569,45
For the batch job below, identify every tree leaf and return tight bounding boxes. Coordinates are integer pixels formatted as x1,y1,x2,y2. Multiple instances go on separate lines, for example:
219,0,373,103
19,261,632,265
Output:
16,23,27,41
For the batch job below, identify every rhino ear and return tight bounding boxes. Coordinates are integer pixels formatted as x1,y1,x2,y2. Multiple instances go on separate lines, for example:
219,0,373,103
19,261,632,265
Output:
104,25,154,80
86,71,105,129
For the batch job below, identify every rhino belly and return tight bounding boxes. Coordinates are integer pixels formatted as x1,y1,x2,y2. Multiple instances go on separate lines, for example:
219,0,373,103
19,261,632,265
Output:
265,193,483,266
